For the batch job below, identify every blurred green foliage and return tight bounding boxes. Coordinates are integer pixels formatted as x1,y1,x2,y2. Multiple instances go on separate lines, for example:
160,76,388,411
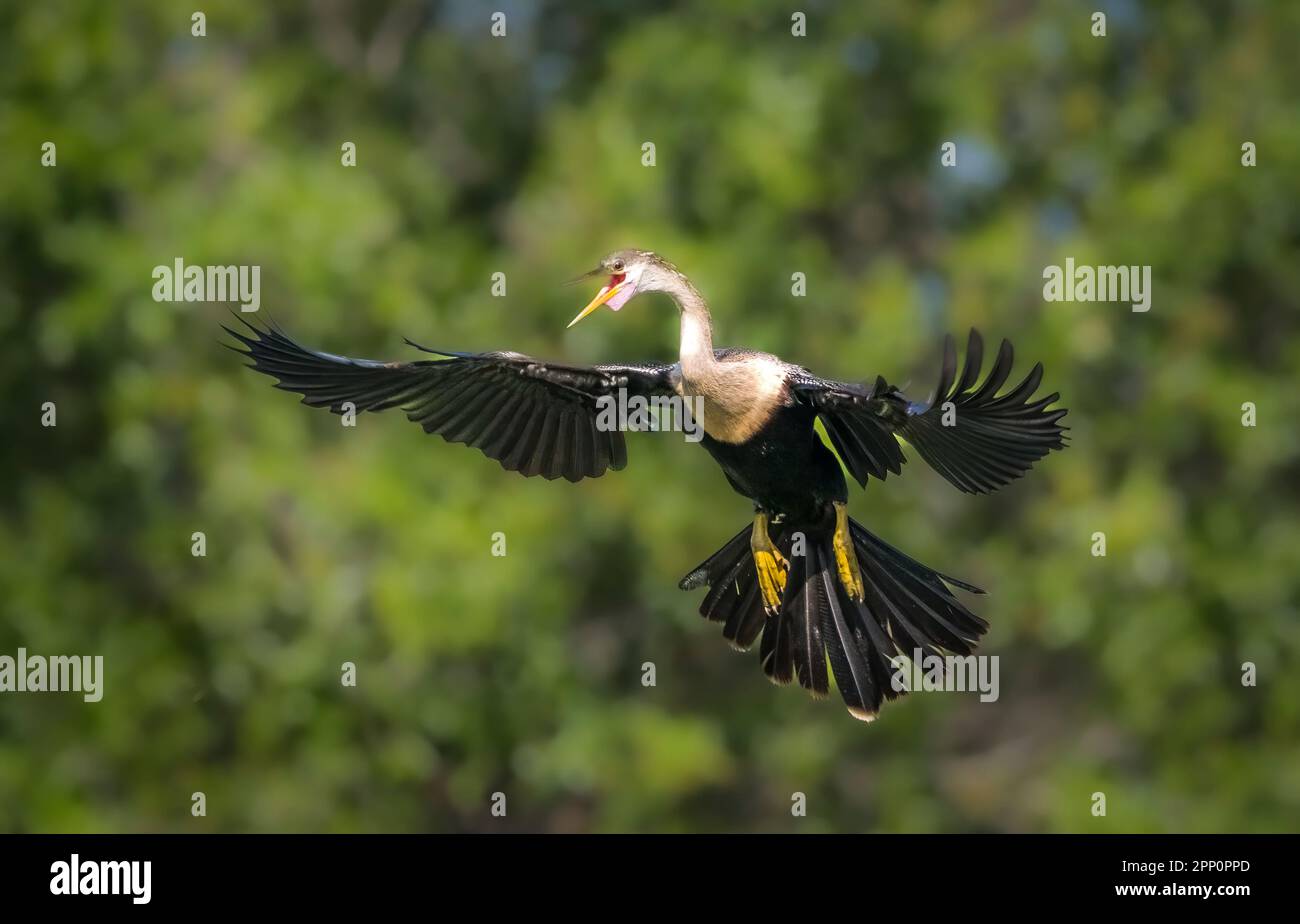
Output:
1,1,1298,832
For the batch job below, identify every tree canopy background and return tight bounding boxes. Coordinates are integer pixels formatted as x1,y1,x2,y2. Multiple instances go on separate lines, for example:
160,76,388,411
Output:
1,1,1297,832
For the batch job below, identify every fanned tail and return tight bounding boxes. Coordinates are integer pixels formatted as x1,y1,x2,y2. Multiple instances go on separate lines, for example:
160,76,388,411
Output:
679,514,988,721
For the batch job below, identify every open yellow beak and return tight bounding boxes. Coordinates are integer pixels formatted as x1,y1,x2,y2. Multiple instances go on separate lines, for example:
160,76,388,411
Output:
567,280,626,328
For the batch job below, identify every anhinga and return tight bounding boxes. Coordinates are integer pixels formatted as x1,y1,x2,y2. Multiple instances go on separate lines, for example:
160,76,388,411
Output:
228,249,1067,721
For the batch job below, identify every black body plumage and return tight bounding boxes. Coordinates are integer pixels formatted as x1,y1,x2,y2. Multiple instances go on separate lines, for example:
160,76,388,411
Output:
699,404,848,523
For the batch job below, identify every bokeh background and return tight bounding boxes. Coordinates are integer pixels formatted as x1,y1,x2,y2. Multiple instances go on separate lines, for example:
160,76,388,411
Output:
2,0,1298,833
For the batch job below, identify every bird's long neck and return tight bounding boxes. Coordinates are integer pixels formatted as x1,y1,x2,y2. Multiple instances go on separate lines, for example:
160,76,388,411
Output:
661,268,784,444
669,276,717,381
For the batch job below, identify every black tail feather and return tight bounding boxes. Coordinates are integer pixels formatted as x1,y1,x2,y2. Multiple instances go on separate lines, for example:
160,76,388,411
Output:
724,579,766,650
680,514,988,721
788,548,829,697
759,609,794,686
817,547,886,719
684,523,769,651
679,524,750,592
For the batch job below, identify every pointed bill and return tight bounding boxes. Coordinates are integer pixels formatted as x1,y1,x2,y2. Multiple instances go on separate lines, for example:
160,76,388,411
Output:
567,279,626,328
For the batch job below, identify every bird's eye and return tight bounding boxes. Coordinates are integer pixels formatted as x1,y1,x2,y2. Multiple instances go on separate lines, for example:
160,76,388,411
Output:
612,259,624,272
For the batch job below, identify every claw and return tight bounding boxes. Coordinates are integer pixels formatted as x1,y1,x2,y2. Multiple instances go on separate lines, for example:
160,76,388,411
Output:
833,502,865,602
750,512,788,614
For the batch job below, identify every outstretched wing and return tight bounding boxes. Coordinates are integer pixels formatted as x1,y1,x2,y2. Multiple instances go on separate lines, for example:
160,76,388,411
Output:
790,329,1068,494
226,317,677,482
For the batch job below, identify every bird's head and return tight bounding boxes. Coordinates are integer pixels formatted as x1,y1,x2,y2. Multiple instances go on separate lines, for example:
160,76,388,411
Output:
567,249,682,328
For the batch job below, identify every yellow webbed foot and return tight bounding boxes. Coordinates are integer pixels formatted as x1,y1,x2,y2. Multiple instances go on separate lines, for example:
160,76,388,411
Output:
750,511,789,615
833,502,865,602
754,547,789,614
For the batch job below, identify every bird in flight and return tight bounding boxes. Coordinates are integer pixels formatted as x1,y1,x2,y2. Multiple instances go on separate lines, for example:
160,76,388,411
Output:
228,249,1067,721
